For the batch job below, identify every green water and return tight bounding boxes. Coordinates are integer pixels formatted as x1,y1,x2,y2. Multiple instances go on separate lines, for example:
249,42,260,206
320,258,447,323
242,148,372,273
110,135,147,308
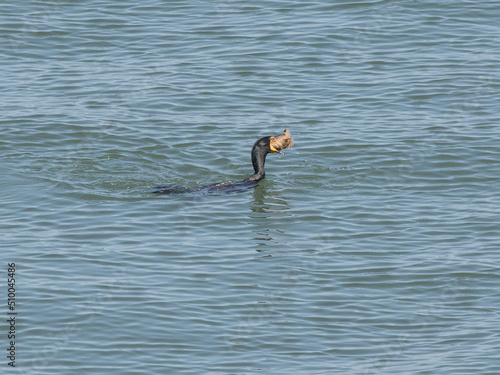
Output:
1,1,500,374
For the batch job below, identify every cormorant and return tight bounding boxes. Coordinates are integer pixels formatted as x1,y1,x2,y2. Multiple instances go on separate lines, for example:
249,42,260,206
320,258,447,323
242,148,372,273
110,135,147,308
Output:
151,129,294,194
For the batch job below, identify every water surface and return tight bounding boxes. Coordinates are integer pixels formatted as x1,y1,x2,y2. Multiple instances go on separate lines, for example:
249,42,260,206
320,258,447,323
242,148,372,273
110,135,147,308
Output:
1,1,500,374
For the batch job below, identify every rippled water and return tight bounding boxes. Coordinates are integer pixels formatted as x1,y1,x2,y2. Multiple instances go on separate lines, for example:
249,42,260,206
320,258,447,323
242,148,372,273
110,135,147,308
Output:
2,1,500,374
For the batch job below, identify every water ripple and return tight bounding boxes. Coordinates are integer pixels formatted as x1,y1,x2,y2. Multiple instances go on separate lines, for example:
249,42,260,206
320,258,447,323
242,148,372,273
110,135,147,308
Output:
2,0,500,374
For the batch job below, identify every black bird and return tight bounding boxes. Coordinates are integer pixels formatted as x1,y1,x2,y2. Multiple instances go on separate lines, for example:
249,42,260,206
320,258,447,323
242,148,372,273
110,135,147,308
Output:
151,129,294,195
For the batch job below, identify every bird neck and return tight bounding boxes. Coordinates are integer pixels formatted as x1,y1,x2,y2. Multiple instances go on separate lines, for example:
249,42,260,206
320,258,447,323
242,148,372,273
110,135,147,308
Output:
244,137,270,182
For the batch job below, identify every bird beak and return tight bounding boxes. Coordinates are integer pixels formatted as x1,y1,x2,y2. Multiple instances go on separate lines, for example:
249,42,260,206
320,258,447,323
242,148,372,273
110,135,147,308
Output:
269,138,282,154
270,129,294,155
